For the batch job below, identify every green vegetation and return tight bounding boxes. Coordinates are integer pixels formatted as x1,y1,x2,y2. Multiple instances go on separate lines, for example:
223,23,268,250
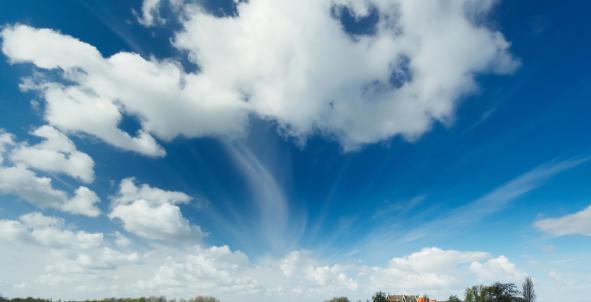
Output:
0,277,536,302
325,297,351,302
522,277,535,302
371,292,388,302
0,297,219,302
447,295,462,302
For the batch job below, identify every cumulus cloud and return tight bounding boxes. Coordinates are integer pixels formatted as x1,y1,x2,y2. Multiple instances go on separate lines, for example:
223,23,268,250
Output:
469,255,525,282
61,187,102,217
138,246,527,301
0,212,139,295
136,0,184,26
535,204,591,236
0,165,100,216
1,24,246,157
137,0,164,26
366,247,525,293
136,245,260,295
0,127,100,216
173,0,518,148
277,250,358,292
112,177,192,206
1,0,517,155
109,199,195,240
10,125,94,183
0,212,103,249
109,178,202,240
0,130,15,164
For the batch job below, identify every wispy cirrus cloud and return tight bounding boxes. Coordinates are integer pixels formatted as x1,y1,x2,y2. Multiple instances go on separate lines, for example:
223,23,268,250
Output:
345,157,589,260
224,142,305,253
400,157,589,242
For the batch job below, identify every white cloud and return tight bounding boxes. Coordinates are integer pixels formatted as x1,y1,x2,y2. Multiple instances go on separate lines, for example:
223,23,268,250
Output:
0,127,100,216
136,245,260,295
389,247,488,272
535,204,591,236
135,246,526,301
48,247,139,273
61,187,101,217
109,178,202,240
0,209,527,300
10,125,94,183
2,166,79,211
1,0,517,155
365,247,518,293
112,177,191,206
173,0,518,149
137,0,164,26
136,0,185,27
2,24,245,156
114,231,133,247
109,199,195,240
1,24,165,157
470,255,525,282
0,212,139,296
1,25,102,69
0,165,100,216
0,212,530,302
278,251,358,291
32,82,166,157
0,212,103,249
0,130,15,164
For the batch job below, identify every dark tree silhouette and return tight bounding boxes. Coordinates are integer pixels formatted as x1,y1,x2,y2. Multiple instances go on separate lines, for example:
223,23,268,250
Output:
465,285,488,302
325,297,351,302
188,297,219,302
372,292,388,302
447,295,462,302
487,282,521,302
522,277,535,302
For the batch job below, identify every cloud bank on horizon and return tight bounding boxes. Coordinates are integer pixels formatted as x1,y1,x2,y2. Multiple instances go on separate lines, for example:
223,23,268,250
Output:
0,209,525,301
0,0,590,301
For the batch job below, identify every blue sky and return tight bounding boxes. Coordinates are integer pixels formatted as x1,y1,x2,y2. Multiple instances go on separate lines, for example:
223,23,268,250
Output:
0,0,590,301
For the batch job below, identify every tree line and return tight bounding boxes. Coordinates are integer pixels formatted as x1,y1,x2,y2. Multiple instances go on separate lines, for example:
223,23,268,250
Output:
0,297,219,302
326,277,535,302
0,277,535,302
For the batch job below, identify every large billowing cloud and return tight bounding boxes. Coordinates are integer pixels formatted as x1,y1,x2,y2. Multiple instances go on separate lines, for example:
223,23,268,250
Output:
109,178,202,240
1,0,517,156
535,204,591,236
0,127,100,216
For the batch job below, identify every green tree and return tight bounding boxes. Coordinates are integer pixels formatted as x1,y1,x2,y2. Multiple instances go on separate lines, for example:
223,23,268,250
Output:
372,292,388,302
487,282,520,302
188,297,219,302
448,295,462,302
522,277,535,302
325,297,351,302
465,285,489,302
